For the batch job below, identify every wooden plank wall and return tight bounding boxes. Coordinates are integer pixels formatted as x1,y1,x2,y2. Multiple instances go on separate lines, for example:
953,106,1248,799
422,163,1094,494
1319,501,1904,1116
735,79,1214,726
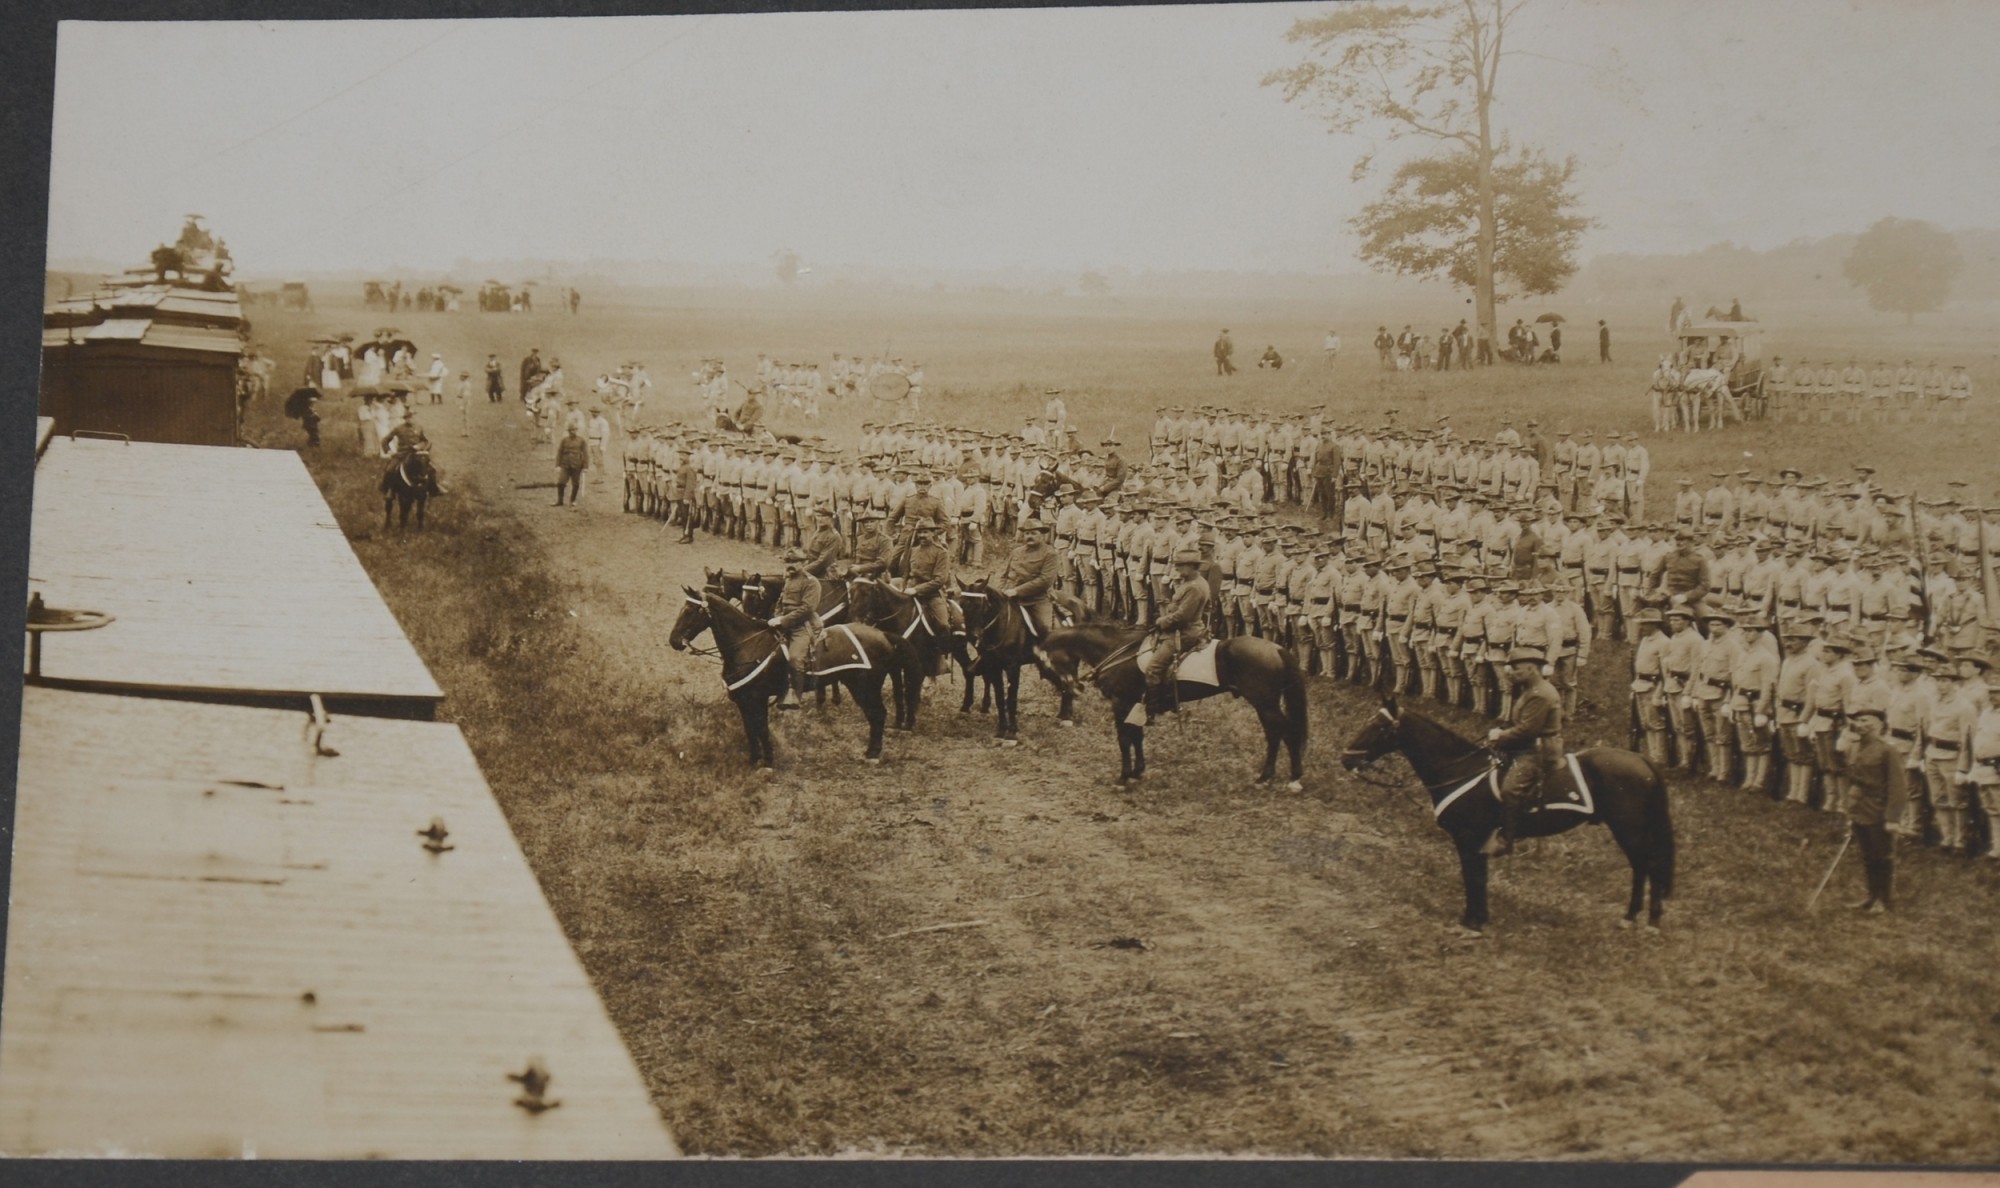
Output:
27,437,442,708
0,688,678,1159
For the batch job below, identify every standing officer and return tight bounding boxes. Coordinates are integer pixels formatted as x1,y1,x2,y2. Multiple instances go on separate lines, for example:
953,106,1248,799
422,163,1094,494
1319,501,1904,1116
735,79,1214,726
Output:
1145,548,1214,718
1213,329,1237,377
1485,648,1563,856
1598,320,1611,364
1833,707,1908,912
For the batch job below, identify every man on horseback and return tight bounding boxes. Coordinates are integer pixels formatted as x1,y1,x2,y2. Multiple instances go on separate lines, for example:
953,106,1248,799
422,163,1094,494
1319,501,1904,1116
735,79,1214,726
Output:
1145,548,1213,719
896,523,965,660
768,549,823,711
380,410,445,496
994,520,1062,639
1486,647,1564,856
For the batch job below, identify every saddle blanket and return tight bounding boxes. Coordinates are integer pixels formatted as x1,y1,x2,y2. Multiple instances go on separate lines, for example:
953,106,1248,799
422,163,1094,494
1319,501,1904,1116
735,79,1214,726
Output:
1136,640,1220,687
1433,752,1596,820
747,624,872,692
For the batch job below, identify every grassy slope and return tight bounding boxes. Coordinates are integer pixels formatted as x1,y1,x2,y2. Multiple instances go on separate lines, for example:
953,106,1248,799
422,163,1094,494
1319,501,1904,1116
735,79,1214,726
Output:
249,291,2000,1159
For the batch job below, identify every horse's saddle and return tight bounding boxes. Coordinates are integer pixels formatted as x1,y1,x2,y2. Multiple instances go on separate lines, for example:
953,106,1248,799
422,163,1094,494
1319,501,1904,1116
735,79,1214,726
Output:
784,623,872,679
1136,639,1221,688
1437,752,1596,820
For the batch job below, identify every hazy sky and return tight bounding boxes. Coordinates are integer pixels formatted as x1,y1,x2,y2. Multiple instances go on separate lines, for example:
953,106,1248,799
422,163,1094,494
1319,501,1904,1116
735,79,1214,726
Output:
43,2,2000,276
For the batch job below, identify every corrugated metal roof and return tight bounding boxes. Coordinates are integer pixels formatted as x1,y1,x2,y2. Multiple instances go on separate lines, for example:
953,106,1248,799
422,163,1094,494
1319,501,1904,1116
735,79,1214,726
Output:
0,687,679,1159
27,437,442,707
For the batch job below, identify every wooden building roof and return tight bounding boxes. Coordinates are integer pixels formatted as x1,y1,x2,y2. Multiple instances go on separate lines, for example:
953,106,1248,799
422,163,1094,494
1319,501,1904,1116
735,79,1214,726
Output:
27,437,442,714
0,687,679,1159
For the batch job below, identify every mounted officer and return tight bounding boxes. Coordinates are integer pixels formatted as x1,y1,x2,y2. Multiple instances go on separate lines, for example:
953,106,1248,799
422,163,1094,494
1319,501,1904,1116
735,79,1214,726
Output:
1145,548,1213,719
380,409,445,496
801,506,848,579
1485,646,1563,855
895,523,965,668
994,520,1062,639
767,549,823,711
847,509,896,578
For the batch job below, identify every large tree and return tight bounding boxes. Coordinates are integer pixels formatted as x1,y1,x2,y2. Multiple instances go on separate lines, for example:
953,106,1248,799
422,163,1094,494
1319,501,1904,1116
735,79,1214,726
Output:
1265,1,1550,342
1842,217,1962,323
1351,147,1591,300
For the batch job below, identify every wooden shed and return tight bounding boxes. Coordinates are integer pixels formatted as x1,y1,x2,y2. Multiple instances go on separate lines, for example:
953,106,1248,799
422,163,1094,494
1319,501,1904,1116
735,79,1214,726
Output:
0,687,679,1158
28,436,443,719
40,283,245,446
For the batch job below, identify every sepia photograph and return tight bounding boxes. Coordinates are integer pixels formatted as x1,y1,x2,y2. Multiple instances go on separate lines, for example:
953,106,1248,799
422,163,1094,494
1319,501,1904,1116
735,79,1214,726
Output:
6,0,2000,1170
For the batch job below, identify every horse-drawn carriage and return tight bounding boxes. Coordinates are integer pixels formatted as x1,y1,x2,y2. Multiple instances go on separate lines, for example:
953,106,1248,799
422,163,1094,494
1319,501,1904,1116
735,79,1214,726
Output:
1652,322,1767,431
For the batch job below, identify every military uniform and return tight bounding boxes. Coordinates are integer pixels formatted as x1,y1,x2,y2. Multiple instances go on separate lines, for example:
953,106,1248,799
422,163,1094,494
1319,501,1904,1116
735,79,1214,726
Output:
1147,553,1214,708
1489,663,1564,855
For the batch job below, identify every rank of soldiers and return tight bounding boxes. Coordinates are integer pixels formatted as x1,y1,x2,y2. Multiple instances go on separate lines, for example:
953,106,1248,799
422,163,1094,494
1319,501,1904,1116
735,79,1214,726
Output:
1761,358,1972,425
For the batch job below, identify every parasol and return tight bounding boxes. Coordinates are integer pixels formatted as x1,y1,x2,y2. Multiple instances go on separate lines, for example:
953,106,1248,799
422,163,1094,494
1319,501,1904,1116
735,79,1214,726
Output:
1534,313,1566,324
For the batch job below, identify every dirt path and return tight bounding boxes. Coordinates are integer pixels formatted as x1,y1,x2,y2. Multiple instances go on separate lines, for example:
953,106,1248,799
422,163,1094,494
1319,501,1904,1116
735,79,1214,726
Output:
306,309,2000,1160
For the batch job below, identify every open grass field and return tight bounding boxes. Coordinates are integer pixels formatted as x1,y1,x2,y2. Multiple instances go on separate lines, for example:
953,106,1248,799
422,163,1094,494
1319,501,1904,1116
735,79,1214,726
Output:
241,286,2000,1159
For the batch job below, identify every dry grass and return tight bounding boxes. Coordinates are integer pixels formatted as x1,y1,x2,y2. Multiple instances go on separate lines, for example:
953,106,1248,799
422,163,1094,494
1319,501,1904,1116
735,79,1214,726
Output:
248,289,2000,1159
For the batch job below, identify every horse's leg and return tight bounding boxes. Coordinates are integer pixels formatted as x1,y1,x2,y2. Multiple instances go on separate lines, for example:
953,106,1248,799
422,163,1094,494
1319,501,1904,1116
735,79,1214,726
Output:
1254,702,1281,785
900,668,923,732
1131,718,1145,780
853,674,886,762
735,696,762,767
1115,720,1135,784
958,649,977,714
384,491,395,532
415,494,426,530
1003,666,1021,741
1455,840,1491,933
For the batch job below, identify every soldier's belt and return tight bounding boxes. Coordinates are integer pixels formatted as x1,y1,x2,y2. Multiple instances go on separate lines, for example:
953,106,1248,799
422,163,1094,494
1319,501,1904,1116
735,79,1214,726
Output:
1928,740,1960,753
1889,728,1917,742
1388,614,1410,624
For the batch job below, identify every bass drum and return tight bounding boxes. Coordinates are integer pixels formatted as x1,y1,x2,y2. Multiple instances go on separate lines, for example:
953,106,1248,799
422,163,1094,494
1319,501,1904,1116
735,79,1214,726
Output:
869,371,912,402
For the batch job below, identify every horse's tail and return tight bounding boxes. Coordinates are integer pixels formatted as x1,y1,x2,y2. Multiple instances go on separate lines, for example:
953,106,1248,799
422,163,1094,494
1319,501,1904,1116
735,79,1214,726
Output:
1641,753,1676,899
1280,645,1310,755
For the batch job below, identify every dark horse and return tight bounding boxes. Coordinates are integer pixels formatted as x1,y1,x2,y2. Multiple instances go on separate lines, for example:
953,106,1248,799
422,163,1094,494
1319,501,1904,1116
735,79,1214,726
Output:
1339,696,1676,935
1039,625,1308,790
960,582,1077,743
668,589,905,768
849,577,974,731
381,450,435,530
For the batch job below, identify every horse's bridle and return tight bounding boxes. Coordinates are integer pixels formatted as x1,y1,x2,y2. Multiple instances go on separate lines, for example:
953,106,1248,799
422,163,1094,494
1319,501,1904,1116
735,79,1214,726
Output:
1341,706,1407,788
